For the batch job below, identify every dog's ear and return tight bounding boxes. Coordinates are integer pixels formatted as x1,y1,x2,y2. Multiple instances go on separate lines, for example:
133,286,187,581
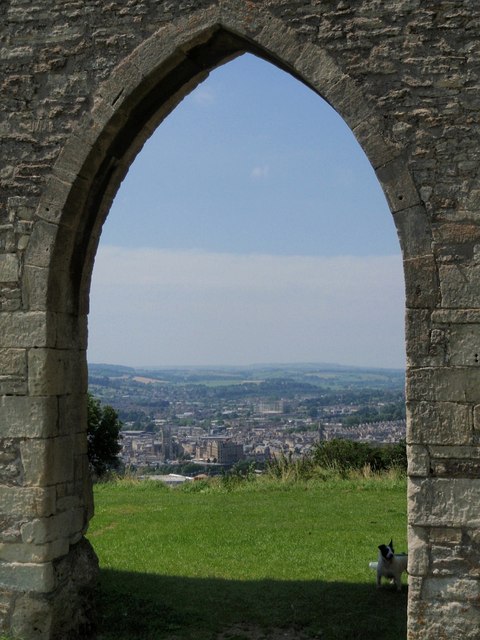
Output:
389,539,393,549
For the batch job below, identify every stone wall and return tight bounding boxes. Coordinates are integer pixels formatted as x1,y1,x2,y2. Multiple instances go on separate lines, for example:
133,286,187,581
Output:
1,1,480,638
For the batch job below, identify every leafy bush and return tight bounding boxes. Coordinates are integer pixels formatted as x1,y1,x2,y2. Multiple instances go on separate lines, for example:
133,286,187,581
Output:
312,439,407,473
264,440,407,482
88,394,123,478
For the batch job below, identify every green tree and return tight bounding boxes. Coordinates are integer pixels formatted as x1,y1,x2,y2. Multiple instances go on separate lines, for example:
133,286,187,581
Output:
87,394,122,477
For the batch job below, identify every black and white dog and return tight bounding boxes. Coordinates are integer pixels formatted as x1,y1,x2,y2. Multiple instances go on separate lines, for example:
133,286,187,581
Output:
370,539,408,591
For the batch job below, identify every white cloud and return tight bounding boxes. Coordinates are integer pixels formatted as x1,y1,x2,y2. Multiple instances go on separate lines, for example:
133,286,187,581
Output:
192,86,215,106
250,164,269,180
88,246,405,368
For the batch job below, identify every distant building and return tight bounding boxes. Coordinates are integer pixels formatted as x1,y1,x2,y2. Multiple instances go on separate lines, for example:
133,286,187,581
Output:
257,400,284,414
196,438,244,464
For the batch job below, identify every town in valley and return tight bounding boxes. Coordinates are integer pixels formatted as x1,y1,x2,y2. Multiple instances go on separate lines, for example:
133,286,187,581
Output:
89,362,406,478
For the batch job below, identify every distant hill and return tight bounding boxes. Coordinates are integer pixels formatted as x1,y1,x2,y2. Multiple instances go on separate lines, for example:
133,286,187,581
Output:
88,361,405,390
89,363,136,377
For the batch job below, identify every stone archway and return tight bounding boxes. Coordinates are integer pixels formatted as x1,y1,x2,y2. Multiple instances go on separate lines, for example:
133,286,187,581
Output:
1,3,480,639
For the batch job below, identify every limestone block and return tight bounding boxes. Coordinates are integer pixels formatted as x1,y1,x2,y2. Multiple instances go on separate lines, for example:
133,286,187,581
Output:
407,444,430,477
431,542,480,578
444,323,480,366
376,155,422,213
0,348,26,377
392,204,432,259
0,486,56,519
56,133,100,185
430,456,480,478
0,538,69,563
58,393,87,436
405,309,447,368
55,313,88,350
407,525,430,576
406,401,473,445
0,312,54,348
22,220,58,269
409,477,480,527
28,348,87,396
432,309,480,324
429,445,480,460
34,174,76,226
403,255,440,308
408,598,480,640
429,528,463,545
432,221,480,247
56,495,82,512
49,538,98,637
353,114,400,169
20,436,74,486
473,404,480,437
21,264,49,312
407,367,480,403
0,378,27,395
0,254,19,283
326,78,375,132
11,594,53,640
439,262,480,308
291,42,343,94
0,560,55,592
21,508,85,545
422,576,480,603
0,395,58,438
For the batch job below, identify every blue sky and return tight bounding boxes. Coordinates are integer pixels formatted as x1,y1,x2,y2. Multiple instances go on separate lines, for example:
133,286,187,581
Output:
88,53,405,369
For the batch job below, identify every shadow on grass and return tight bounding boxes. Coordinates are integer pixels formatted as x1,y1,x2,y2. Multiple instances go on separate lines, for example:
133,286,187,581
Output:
94,569,407,640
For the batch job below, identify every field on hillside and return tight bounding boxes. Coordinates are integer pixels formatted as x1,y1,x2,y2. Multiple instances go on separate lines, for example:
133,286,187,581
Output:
88,475,407,640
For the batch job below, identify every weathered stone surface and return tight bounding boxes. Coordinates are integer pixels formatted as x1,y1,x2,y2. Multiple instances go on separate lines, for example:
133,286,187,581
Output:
439,263,480,309
0,486,56,520
409,477,480,527
407,525,430,577
431,539,480,579
0,396,58,439
429,445,480,478
405,309,447,368
28,348,87,396
408,597,480,640
407,444,430,477
0,254,19,283
0,312,55,349
0,539,69,564
10,594,53,640
0,560,55,592
20,508,86,545
20,437,75,486
407,367,480,403
1,1,480,638
407,400,473,445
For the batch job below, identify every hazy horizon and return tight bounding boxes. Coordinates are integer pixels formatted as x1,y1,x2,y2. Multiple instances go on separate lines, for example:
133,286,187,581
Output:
88,359,405,372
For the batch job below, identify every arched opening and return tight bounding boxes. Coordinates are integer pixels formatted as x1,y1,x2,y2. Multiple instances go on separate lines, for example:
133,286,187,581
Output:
89,53,405,368
85,51,405,638
20,17,432,640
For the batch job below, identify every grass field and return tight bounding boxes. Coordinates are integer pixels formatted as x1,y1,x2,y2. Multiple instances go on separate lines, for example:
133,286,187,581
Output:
88,474,407,640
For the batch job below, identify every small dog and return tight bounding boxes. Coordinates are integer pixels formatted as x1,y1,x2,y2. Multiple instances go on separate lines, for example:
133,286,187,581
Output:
372,539,408,591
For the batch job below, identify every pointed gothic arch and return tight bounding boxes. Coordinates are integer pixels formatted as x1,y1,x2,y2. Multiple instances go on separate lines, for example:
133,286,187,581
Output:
2,3,479,639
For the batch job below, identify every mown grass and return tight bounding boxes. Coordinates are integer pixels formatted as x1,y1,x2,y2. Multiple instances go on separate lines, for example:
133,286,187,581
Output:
88,471,407,640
